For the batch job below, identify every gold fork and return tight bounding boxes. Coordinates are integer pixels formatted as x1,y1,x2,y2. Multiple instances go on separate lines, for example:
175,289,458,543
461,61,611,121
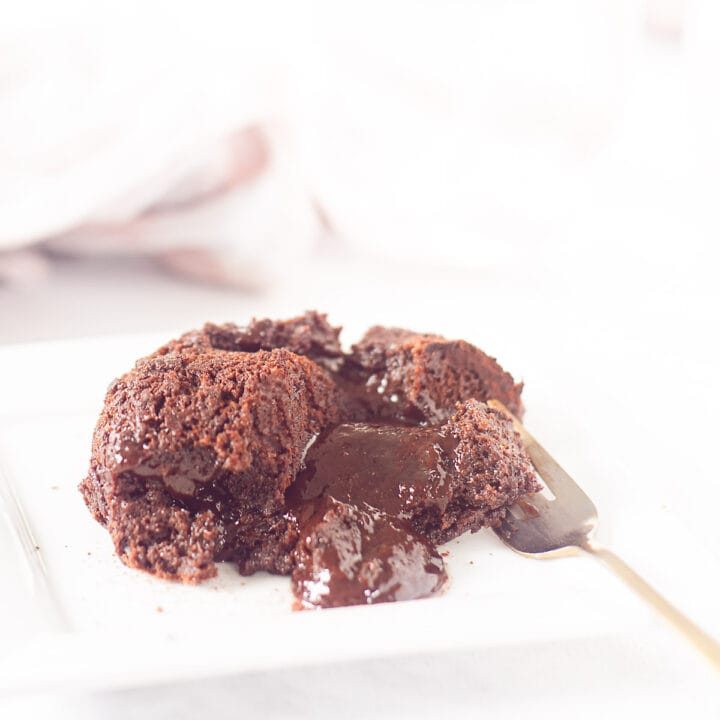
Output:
488,400,720,672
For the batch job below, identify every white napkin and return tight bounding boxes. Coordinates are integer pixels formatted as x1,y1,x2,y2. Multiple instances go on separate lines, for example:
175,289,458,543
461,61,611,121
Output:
0,1,321,286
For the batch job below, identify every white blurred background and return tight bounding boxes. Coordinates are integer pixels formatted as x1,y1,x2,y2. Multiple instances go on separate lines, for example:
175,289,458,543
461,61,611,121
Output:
1,0,717,334
2,1,720,717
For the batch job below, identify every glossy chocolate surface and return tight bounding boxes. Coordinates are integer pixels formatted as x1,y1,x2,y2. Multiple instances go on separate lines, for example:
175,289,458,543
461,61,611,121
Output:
288,423,456,520
292,497,447,609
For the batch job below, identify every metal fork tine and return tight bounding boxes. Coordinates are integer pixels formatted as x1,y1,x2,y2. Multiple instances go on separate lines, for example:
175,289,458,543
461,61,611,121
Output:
522,433,594,504
495,511,519,541
487,400,594,507
515,493,552,515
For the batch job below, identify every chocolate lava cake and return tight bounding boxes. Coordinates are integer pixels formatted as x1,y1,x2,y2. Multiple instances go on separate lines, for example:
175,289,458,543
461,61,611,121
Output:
80,311,538,607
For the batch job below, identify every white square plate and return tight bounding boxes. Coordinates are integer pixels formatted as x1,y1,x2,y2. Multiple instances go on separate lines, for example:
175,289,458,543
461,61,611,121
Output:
0,334,717,693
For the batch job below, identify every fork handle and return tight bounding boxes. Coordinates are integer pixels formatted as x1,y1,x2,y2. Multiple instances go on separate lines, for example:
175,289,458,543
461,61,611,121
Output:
581,539,720,672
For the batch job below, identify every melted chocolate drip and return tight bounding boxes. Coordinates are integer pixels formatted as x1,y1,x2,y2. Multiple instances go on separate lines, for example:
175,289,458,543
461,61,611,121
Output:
291,497,446,609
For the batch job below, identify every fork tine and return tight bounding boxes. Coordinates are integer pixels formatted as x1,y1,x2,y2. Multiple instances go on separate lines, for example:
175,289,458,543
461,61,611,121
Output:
523,434,593,501
487,400,595,508
494,510,520,541
513,494,552,516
